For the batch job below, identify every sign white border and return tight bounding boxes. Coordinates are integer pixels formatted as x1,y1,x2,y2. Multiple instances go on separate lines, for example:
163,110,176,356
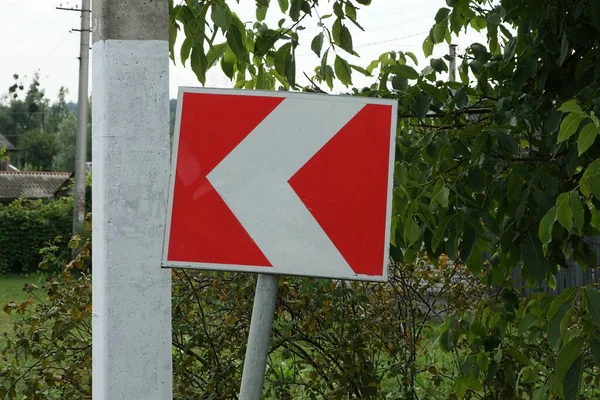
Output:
161,87,398,282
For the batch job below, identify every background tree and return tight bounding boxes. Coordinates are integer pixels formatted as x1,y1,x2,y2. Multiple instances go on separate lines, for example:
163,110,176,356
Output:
52,112,77,172
17,129,56,171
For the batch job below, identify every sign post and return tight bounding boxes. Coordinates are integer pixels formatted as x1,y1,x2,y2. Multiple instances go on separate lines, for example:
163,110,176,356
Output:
163,88,397,398
239,274,279,399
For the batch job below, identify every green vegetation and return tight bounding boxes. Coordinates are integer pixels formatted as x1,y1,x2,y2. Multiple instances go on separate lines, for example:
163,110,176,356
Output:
0,274,44,351
0,199,72,274
168,0,600,394
2,0,600,398
0,76,91,172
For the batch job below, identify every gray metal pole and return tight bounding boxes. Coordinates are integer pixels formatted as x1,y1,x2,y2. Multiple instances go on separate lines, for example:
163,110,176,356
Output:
240,274,279,400
449,44,457,82
72,0,90,234
91,1,172,398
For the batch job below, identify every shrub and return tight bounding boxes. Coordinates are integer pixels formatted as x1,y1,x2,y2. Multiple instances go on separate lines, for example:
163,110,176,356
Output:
0,198,72,274
0,234,91,399
1,234,483,399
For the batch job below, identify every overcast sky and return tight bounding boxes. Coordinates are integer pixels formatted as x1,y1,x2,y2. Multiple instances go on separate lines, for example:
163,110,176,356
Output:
0,0,485,103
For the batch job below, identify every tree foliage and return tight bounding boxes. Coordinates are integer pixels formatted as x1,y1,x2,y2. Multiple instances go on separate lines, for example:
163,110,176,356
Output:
1,78,79,171
166,0,600,397
52,113,77,172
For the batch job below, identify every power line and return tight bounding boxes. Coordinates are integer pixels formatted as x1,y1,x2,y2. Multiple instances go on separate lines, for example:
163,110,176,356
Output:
296,30,429,57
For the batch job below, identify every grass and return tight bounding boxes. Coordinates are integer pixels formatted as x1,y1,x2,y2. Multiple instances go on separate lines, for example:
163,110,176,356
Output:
0,274,46,350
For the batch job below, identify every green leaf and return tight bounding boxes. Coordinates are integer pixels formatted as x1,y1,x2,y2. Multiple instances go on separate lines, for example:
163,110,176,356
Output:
392,65,419,80
211,1,232,31
585,287,600,328
256,4,268,22
590,336,600,367
460,225,477,262
392,76,408,91
332,18,342,45
334,55,352,86
432,215,453,252
518,313,538,335
434,7,450,23
556,192,573,232
180,37,193,67
254,32,280,57
169,23,178,63
580,159,600,199
412,93,431,119
470,16,487,31
349,64,369,76
289,0,300,20
404,218,421,246
532,385,549,400
556,337,584,383
558,32,569,67
405,51,418,65
206,42,227,68
190,44,208,85
433,23,446,43
220,46,236,79
570,191,584,233
558,99,584,115
557,113,586,143
430,58,448,73
275,42,292,79
471,131,488,162
339,25,353,53
435,185,450,208
366,59,380,74
547,287,578,348
277,0,289,13
311,33,324,57
577,122,598,155
539,206,557,251
522,229,547,282
226,24,246,61
486,13,501,26
562,355,583,400
423,37,434,57
344,2,357,22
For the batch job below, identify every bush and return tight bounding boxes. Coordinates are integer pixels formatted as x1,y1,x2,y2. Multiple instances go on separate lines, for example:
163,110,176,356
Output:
0,198,72,274
0,235,91,399
7,231,599,399
1,233,483,399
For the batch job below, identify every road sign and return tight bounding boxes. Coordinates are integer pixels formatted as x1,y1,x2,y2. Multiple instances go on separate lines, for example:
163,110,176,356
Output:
163,88,397,281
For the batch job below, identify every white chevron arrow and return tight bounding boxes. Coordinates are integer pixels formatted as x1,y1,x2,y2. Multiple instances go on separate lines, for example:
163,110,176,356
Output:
206,97,365,277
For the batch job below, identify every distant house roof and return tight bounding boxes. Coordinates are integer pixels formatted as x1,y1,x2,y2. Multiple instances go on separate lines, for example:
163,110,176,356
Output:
0,132,16,151
0,171,72,201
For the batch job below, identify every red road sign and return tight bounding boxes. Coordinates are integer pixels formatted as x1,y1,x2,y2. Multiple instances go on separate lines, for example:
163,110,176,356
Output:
162,88,397,281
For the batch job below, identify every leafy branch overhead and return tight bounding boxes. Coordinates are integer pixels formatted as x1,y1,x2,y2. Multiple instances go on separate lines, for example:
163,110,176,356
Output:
169,0,600,281
169,3,600,397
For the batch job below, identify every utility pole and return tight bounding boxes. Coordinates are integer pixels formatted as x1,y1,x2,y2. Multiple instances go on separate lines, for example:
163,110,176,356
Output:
92,1,172,399
449,44,457,82
58,1,90,234
74,0,90,234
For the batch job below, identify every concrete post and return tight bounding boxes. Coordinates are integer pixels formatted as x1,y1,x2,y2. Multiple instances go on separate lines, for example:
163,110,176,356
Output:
449,44,457,82
239,274,279,400
72,0,90,234
91,2,172,399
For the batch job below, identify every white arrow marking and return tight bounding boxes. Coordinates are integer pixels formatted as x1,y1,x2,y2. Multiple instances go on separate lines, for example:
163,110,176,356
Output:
207,97,365,277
